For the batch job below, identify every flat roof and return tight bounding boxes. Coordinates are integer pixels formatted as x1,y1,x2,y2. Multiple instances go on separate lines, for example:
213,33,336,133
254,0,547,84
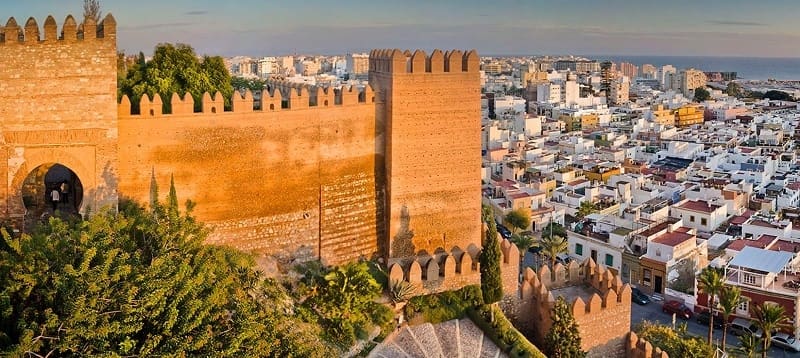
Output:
652,231,694,247
728,246,793,274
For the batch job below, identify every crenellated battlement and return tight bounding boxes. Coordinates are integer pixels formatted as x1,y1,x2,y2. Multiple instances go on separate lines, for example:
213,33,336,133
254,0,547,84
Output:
388,235,518,295
626,332,669,358
516,258,633,353
368,48,479,74
118,83,375,118
0,14,115,45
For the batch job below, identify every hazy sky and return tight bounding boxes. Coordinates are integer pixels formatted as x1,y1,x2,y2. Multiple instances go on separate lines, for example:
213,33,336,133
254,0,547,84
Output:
4,0,800,57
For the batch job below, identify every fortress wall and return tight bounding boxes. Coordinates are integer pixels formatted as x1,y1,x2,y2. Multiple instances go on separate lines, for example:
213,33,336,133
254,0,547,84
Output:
370,49,482,261
117,92,378,264
0,15,118,218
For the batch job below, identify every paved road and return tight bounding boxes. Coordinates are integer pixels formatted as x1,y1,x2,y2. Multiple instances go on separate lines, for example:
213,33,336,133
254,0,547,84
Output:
631,297,800,357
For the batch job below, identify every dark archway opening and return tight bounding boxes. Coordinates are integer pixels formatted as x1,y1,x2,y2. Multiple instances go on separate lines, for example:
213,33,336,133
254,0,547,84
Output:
21,163,84,221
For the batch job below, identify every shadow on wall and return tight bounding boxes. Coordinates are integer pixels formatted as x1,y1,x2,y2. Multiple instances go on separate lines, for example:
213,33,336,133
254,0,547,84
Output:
82,162,119,215
392,204,416,259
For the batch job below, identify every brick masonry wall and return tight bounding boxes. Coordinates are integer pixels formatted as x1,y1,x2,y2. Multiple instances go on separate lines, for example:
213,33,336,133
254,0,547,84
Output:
0,17,118,218
371,50,482,262
117,102,379,265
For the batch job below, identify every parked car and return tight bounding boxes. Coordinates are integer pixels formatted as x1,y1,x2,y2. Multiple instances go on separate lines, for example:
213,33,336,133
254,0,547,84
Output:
771,332,800,352
696,311,723,329
555,253,572,265
631,287,650,305
729,318,762,338
496,224,512,239
661,300,693,319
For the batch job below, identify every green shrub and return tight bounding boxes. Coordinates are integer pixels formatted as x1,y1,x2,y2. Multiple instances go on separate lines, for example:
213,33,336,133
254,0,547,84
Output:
467,305,547,358
404,285,483,324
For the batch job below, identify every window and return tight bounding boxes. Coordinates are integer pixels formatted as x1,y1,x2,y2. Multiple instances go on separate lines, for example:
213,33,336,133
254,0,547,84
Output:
575,243,583,256
743,273,756,286
701,218,708,226
690,215,696,223
643,269,652,286
605,254,614,266
737,298,750,316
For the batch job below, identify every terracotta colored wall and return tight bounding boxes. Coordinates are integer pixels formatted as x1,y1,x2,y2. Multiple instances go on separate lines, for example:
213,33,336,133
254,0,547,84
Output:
0,15,118,220
117,90,378,265
370,49,482,262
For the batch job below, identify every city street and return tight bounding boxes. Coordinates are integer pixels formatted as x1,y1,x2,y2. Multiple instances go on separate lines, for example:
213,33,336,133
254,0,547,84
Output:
631,297,800,358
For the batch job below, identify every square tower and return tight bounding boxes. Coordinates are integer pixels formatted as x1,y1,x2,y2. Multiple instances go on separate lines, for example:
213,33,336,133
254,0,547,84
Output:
370,49,482,263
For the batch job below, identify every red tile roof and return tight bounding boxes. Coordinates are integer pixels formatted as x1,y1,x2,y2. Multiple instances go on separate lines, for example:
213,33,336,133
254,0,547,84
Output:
676,200,721,213
727,234,778,251
769,239,800,253
653,231,695,247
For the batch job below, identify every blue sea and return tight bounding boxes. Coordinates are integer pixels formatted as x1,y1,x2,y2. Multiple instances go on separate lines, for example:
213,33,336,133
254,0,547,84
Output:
589,55,800,81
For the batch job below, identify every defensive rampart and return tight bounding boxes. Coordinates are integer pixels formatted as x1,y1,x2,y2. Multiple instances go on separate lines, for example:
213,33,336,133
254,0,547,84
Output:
387,234,519,295
118,84,378,265
516,259,632,356
0,13,482,272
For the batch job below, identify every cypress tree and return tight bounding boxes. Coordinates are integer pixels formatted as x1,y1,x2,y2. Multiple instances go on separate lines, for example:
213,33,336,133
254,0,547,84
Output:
545,296,586,358
480,205,503,305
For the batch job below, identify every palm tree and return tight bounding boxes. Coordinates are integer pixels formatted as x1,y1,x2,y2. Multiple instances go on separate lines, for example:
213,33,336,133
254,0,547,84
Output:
753,302,790,358
717,285,742,351
736,333,760,358
511,233,535,273
576,201,598,220
697,266,725,345
540,235,568,280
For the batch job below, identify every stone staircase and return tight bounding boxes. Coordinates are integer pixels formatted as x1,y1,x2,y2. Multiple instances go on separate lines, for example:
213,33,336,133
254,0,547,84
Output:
368,318,507,358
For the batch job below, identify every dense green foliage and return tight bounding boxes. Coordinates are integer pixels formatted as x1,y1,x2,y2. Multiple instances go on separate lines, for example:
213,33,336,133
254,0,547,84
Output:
504,209,531,234
724,82,742,97
763,90,794,101
544,296,585,358
293,261,393,348
635,321,713,358
404,285,483,324
118,44,234,114
480,206,504,304
576,201,598,220
0,189,334,356
542,222,567,240
231,77,267,92
468,304,547,358
0,181,395,356
693,87,711,102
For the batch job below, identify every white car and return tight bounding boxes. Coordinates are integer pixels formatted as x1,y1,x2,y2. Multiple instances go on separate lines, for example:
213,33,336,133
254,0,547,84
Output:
771,332,800,352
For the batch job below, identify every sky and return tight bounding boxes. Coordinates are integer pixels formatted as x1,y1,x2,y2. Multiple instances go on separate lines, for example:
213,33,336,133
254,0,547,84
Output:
4,0,800,58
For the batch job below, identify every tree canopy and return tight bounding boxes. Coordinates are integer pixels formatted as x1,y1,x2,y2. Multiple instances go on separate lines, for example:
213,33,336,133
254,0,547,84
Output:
118,44,234,114
0,187,339,357
763,90,794,101
635,321,713,358
724,82,742,97
504,208,531,234
693,87,711,102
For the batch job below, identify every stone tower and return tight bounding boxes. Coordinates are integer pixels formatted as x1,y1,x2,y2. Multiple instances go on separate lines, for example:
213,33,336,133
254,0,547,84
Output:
0,15,119,223
369,49,482,263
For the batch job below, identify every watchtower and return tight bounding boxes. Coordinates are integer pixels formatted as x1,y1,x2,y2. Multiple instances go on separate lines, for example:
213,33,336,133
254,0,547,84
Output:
0,14,118,223
369,49,482,263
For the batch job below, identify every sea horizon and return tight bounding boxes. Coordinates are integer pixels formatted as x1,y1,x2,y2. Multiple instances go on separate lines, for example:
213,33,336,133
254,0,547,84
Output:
485,54,800,81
